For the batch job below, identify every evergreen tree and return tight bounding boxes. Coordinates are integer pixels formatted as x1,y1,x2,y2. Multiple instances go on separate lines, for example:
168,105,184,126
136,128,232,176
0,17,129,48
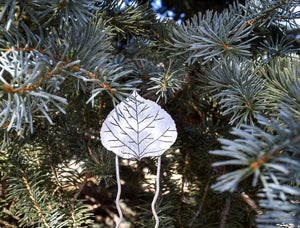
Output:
0,0,299,227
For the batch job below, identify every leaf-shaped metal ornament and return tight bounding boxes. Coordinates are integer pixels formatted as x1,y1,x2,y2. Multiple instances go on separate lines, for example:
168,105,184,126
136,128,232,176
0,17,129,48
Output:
100,90,177,160
100,91,177,228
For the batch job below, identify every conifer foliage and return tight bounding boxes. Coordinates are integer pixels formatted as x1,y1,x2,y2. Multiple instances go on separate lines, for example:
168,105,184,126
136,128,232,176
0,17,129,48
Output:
0,0,299,227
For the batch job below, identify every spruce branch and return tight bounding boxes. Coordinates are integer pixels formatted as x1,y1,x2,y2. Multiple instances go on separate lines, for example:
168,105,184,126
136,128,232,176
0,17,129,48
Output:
167,6,256,65
203,57,267,126
242,0,300,29
44,21,111,69
0,50,67,133
0,23,42,50
98,0,158,39
84,60,140,107
7,170,68,228
0,0,18,30
1,0,299,227
263,57,300,120
256,172,300,227
211,109,300,191
83,146,115,185
31,0,101,28
211,109,300,226
19,170,51,228
258,36,297,60
148,59,186,103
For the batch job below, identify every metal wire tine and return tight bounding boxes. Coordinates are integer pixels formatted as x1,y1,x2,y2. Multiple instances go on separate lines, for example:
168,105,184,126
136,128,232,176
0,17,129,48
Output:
151,156,161,228
115,155,123,228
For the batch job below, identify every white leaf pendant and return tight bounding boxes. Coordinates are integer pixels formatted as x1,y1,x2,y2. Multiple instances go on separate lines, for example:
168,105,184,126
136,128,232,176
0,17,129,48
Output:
100,91,177,160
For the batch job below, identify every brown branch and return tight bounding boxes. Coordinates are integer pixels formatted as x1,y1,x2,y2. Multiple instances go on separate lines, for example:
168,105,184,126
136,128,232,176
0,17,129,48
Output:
188,178,211,227
5,47,48,55
88,146,100,165
46,62,67,79
49,160,64,198
70,65,116,93
177,152,189,227
217,42,230,50
57,0,66,9
71,65,97,79
3,83,39,93
240,192,263,215
189,102,204,122
101,82,115,94
0,219,15,227
2,122,10,129
220,196,231,228
250,155,268,170
150,29,164,42
3,206,21,222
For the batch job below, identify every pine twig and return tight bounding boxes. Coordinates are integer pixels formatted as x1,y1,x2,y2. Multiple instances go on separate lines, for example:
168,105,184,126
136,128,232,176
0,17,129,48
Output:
0,219,16,228
188,178,211,227
3,207,20,222
240,192,263,215
220,196,231,228
178,152,189,227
